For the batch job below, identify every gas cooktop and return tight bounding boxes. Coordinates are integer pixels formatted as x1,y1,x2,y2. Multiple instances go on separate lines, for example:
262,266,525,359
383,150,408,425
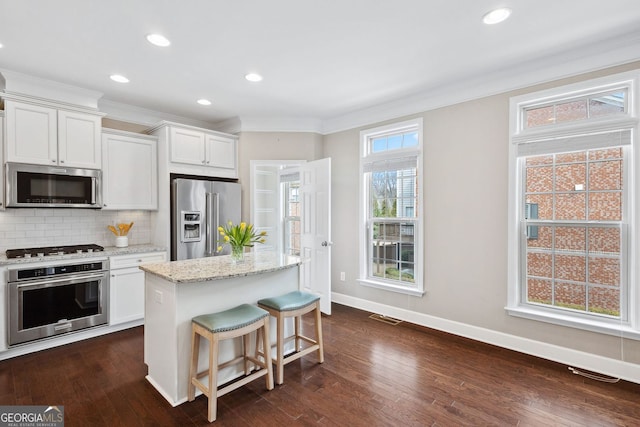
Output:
6,244,105,259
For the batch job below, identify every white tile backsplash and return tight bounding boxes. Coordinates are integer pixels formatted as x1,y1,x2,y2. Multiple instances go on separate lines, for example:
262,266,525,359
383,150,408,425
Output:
0,209,152,251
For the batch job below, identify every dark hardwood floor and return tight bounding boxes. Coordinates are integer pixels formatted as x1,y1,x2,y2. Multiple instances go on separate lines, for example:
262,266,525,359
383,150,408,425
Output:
1,303,639,426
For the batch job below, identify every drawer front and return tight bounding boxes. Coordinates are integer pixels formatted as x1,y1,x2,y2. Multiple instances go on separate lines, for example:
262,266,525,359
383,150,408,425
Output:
110,252,166,270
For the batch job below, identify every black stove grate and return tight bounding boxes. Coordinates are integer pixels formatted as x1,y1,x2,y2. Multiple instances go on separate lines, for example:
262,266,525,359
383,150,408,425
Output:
6,244,105,259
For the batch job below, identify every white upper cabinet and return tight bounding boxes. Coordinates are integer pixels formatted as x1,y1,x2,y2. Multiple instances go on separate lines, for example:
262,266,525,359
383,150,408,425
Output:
5,101,57,165
57,110,102,168
169,126,206,166
102,129,158,210
157,122,237,178
205,134,236,170
0,112,4,210
5,100,102,169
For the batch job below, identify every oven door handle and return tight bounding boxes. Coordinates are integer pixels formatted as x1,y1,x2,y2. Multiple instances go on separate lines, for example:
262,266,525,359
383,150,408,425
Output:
10,272,107,289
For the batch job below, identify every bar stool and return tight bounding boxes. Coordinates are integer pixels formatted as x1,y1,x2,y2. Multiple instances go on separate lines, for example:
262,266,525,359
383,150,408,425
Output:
257,291,324,385
188,304,274,422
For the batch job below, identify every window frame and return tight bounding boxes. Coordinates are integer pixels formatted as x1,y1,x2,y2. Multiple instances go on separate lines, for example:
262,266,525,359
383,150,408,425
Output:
359,118,424,296
282,179,301,256
507,70,640,339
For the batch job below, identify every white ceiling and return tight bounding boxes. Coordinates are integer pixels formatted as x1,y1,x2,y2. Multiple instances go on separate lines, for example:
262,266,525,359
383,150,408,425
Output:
1,0,639,134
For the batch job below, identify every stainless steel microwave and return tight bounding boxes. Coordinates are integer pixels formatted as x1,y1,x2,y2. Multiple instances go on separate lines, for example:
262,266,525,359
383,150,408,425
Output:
6,163,102,208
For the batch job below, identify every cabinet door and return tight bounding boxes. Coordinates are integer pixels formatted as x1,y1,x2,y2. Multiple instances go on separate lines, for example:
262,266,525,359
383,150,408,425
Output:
109,267,145,325
102,132,158,210
58,110,102,169
0,114,4,211
170,127,205,166
5,101,57,165
205,134,237,171
109,252,166,325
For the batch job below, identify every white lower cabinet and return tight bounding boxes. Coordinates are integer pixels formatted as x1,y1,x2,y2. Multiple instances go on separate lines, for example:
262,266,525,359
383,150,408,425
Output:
109,251,166,325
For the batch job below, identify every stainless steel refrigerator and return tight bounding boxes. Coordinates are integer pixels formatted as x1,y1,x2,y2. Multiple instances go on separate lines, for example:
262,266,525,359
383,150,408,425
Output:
171,177,242,261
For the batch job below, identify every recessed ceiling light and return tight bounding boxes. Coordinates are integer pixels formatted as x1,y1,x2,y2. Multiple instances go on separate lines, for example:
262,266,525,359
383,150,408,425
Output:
110,74,130,83
197,99,212,106
146,33,171,47
245,73,263,82
483,7,512,25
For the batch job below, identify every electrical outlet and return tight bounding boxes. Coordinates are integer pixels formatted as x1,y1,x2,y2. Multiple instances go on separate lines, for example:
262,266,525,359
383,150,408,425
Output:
340,272,346,281
154,290,163,304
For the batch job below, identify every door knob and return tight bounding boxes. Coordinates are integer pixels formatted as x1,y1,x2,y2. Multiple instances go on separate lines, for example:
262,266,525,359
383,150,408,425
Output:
321,241,333,247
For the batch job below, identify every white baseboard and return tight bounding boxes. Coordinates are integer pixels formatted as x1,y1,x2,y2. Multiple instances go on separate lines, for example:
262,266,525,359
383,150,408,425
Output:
331,292,640,384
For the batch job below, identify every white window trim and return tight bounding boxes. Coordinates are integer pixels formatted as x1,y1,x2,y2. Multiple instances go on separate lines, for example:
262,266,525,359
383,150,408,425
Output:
359,118,424,296
507,70,640,339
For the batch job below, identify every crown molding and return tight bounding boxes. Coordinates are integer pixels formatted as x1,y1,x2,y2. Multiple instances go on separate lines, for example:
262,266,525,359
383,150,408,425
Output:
237,116,324,134
0,68,103,109
319,29,640,135
98,99,219,130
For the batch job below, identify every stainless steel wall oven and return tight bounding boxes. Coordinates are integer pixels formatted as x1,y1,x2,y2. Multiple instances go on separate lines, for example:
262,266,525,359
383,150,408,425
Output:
8,258,109,346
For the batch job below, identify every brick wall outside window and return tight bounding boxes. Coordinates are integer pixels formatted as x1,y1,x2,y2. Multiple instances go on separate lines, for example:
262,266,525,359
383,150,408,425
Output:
524,148,622,316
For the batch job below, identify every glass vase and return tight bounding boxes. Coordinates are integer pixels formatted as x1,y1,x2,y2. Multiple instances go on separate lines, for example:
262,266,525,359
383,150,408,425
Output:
230,245,245,263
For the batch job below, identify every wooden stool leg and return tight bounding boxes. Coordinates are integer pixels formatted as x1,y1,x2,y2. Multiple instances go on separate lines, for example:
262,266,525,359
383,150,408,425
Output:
276,313,285,385
243,332,251,375
188,324,200,402
207,333,219,422
262,318,274,390
314,302,324,364
294,315,301,351
255,327,262,364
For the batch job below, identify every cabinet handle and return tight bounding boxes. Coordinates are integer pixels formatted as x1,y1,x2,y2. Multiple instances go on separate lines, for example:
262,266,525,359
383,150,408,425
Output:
202,160,206,164
111,274,115,278
137,259,143,263
60,160,65,164
206,161,210,164
52,159,56,163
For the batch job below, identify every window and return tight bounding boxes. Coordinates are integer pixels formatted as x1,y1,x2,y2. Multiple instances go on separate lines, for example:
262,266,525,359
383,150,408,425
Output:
360,118,423,296
282,179,301,256
507,71,640,339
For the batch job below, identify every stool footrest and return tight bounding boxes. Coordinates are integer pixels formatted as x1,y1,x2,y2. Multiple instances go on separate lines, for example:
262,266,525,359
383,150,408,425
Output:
278,344,320,364
217,369,271,397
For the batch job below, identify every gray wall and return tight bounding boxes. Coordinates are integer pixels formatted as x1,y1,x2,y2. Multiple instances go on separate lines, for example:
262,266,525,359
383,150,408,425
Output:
323,61,640,366
235,61,640,372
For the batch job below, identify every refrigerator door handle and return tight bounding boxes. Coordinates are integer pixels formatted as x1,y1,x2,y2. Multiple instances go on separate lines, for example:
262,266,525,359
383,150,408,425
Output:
205,192,219,256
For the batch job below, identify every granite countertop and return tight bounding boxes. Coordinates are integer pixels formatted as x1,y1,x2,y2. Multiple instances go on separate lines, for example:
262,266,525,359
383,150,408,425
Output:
0,244,167,267
140,251,301,284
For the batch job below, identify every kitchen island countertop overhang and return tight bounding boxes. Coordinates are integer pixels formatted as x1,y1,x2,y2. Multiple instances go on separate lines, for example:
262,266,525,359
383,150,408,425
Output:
139,251,301,283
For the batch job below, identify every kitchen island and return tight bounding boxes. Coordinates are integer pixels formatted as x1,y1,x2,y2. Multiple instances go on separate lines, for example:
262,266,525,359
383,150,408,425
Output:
140,251,300,406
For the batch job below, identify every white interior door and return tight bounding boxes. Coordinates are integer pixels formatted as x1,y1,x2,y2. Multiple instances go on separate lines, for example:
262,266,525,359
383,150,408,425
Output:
300,158,332,314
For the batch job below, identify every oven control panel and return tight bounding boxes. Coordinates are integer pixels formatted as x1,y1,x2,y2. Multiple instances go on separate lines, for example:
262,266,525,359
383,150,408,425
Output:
9,261,107,282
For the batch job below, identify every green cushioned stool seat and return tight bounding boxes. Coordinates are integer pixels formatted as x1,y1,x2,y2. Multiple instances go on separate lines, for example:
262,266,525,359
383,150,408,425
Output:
258,291,324,385
257,291,320,312
193,303,269,333
188,303,273,422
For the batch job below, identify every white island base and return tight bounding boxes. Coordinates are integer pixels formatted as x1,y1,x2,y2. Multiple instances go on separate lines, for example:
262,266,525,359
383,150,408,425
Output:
142,253,300,406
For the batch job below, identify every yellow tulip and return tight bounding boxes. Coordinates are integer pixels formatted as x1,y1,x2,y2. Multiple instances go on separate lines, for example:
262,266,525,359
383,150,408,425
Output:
218,226,224,232
240,222,246,229
259,238,266,244
224,235,230,242
217,246,223,252
260,231,267,236
228,220,233,226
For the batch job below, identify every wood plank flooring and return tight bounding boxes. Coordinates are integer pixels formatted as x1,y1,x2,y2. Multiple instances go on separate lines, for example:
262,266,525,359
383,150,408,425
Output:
1,303,639,426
